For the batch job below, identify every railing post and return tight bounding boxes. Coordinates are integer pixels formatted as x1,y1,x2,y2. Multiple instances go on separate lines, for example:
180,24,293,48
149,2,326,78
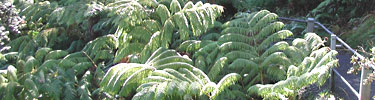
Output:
330,34,336,92
359,63,372,100
307,18,315,33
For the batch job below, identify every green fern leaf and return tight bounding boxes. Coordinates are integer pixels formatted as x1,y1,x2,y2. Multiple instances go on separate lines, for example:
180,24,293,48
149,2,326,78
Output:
173,12,190,40
163,68,192,82
146,50,179,64
25,56,40,73
219,42,255,53
213,73,241,99
208,57,228,81
151,56,192,66
156,4,171,25
252,13,278,32
257,30,293,51
44,50,69,61
35,47,52,62
119,67,155,96
170,0,182,15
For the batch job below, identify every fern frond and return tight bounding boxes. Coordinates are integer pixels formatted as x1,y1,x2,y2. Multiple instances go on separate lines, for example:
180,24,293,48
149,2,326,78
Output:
114,43,145,63
252,13,278,32
187,81,202,96
283,46,306,64
35,47,52,62
260,52,291,70
257,30,293,51
212,73,241,99
155,62,195,70
63,82,77,100
129,26,153,43
163,68,192,82
173,12,190,40
151,70,178,80
177,40,214,53
311,50,338,71
101,63,144,94
192,42,218,58
133,83,157,100
25,56,40,73
144,76,172,82
178,68,204,85
151,56,192,66
201,82,217,97
248,10,271,27
224,51,257,62
37,59,59,73
294,57,315,76
228,59,258,71
222,20,250,29
143,20,162,33
161,19,175,47
221,27,254,36
201,32,221,40
218,33,253,44
185,9,204,36
8,36,31,52
182,1,193,10
155,82,168,99
6,66,17,82
192,68,211,84
169,0,182,15
146,49,180,64
194,55,207,71
24,79,39,99
266,65,287,81
145,47,168,63
219,42,255,53
107,0,148,29
82,35,118,58
118,66,155,96
3,52,19,62
304,33,324,51
260,41,289,58
254,22,284,40
208,57,228,81
73,62,93,75
156,4,171,25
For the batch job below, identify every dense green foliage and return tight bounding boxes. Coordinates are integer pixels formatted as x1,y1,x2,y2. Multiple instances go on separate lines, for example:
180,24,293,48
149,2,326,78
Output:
344,14,375,49
211,0,375,22
0,0,340,100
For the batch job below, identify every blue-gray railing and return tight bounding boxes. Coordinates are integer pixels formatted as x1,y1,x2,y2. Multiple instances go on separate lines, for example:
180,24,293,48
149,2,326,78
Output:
279,17,373,100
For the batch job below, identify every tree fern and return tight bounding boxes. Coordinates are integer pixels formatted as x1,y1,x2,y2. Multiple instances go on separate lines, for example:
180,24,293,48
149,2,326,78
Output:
134,68,240,100
112,0,223,64
172,10,338,99
248,48,338,99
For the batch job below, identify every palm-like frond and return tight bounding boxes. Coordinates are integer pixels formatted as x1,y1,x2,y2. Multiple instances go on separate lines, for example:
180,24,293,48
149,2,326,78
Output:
208,57,228,81
112,1,223,63
249,47,338,99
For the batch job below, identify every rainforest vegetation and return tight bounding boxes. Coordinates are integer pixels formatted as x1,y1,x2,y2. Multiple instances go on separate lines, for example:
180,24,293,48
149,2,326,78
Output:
0,0,373,100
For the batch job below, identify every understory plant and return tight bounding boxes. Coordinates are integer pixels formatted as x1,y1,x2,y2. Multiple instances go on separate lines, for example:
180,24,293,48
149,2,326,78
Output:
177,10,337,99
100,47,241,100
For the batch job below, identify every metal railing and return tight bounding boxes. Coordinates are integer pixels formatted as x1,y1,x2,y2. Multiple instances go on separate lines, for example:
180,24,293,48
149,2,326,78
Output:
279,17,373,100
